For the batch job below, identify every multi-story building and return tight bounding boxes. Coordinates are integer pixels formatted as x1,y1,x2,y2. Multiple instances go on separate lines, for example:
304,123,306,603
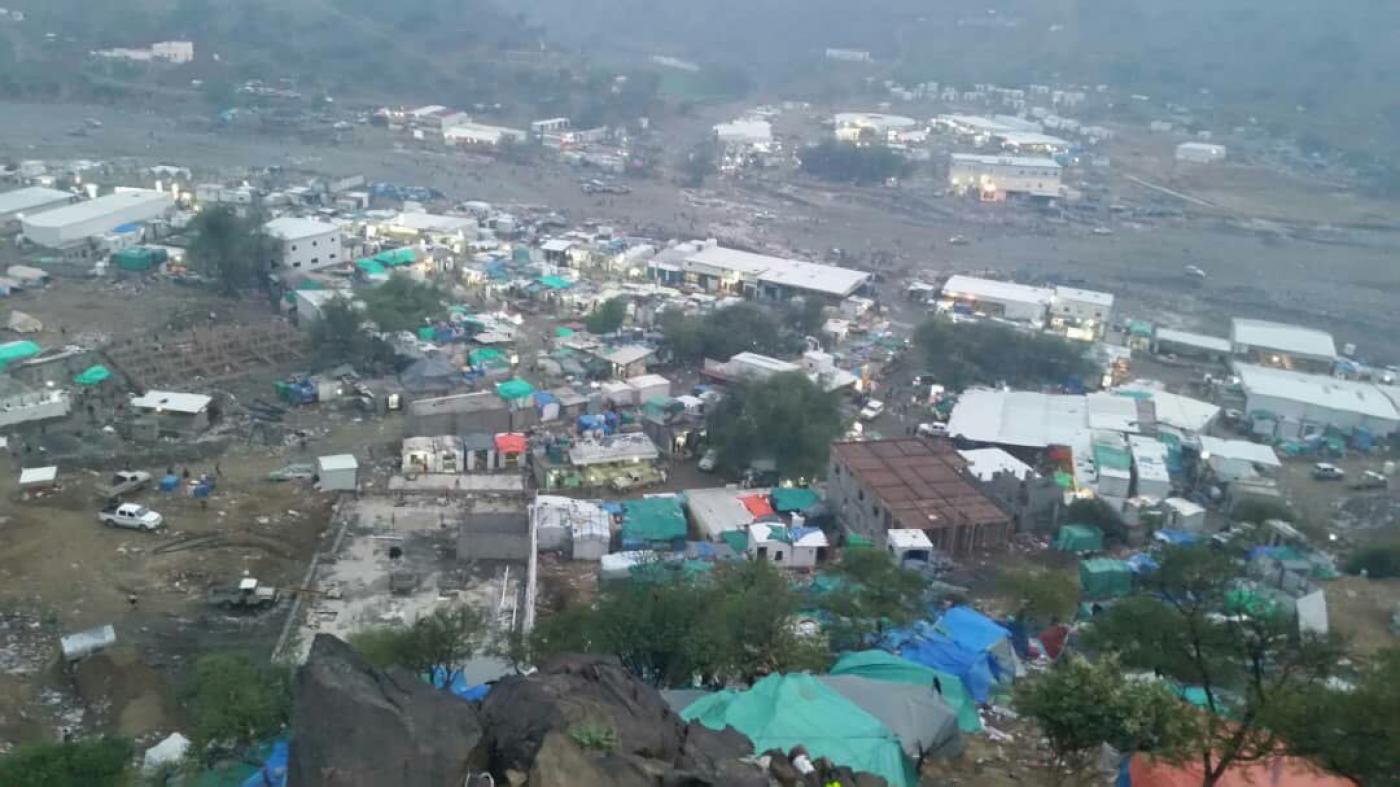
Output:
948,154,1062,200
264,217,343,273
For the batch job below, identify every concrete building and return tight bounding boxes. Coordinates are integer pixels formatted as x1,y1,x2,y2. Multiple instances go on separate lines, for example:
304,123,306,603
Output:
265,217,343,273
1235,363,1400,439
401,435,465,475
21,190,173,248
714,119,773,147
939,275,1054,324
649,240,870,304
317,454,359,492
886,529,934,566
747,522,828,569
1198,436,1281,483
1176,142,1227,163
1230,318,1337,373
0,186,75,231
833,112,918,143
1049,286,1114,340
828,439,1011,557
129,390,213,435
1152,328,1231,362
948,154,1062,200
443,120,527,146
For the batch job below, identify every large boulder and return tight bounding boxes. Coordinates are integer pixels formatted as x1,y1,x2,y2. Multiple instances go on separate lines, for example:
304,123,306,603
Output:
288,634,488,787
480,654,686,773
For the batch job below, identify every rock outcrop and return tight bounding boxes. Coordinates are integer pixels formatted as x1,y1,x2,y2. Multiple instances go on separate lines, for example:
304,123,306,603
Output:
287,634,489,787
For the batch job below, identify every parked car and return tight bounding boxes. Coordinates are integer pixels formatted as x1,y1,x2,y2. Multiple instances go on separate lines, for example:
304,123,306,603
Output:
1348,470,1387,490
1312,463,1345,481
859,400,885,421
698,449,719,472
98,502,164,531
917,422,949,438
94,470,152,499
208,578,280,611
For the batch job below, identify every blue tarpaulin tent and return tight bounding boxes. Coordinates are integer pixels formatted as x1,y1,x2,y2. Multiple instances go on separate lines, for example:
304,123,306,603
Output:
882,623,999,704
238,739,288,787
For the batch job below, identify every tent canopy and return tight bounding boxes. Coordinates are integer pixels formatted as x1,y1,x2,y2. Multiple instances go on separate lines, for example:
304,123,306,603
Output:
830,650,982,732
1080,558,1133,600
537,275,572,290
74,365,112,386
771,487,820,513
495,378,534,401
886,628,998,704
936,606,1012,654
815,675,962,759
682,673,914,787
0,340,41,369
1053,524,1104,552
621,497,687,544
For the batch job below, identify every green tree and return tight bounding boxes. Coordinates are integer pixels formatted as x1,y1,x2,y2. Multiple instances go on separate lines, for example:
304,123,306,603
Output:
1271,648,1400,784
816,548,926,651
188,206,277,297
359,273,448,332
585,296,628,335
184,652,291,753
350,605,484,685
0,737,133,787
530,561,826,687
679,140,716,187
799,140,910,185
1015,655,1195,784
999,566,1080,626
307,297,392,371
915,316,1096,390
1082,546,1344,787
661,303,787,364
706,371,844,479
784,297,828,337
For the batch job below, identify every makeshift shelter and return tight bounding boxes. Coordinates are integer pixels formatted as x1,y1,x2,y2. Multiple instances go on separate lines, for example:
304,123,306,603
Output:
830,650,982,732
0,339,41,370
537,275,572,290
1053,524,1104,553
816,675,963,759
886,627,998,704
621,496,687,550
495,378,534,401
73,365,112,386
400,357,461,393
682,673,915,787
1122,754,1354,787
935,606,1020,681
771,486,820,513
740,493,775,518
1080,558,1133,600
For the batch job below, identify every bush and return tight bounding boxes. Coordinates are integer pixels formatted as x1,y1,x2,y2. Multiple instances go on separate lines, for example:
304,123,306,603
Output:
0,738,132,787
915,317,1096,390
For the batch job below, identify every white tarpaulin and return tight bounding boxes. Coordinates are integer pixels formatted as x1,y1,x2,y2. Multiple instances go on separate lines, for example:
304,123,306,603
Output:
142,733,191,773
6,310,42,333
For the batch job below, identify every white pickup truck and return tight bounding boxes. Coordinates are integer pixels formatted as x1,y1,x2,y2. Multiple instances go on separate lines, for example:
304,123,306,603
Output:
98,503,165,532
95,470,153,500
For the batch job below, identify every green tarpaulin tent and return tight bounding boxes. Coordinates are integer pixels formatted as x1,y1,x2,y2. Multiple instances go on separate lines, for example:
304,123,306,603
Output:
470,347,506,366
621,497,687,545
417,326,436,341
375,247,417,266
355,259,388,276
537,275,572,290
720,530,749,554
1053,524,1104,553
1080,558,1133,600
771,487,819,513
681,673,915,787
73,365,112,386
830,650,982,733
0,340,41,370
555,326,575,338
495,378,534,401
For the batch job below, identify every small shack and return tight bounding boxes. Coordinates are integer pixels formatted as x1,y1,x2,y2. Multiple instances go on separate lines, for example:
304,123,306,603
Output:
1053,524,1104,553
129,390,214,435
317,454,359,492
887,528,933,566
1080,558,1133,600
621,496,687,551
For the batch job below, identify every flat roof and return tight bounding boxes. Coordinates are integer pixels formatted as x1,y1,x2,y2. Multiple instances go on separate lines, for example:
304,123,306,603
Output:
685,486,762,540
1053,285,1114,307
1198,436,1281,468
949,153,1062,170
568,432,660,466
21,190,171,229
1230,318,1337,360
685,245,869,298
887,528,934,550
730,351,800,373
830,439,1009,532
318,454,359,472
947,389,1088,448
1236,363,1399,421
265,216,338,241
129,390,211,414
1154,328,1231,354
1116,387,1219,433
998,131,1071,148
942,275,1054,307
0,186,72,216
602,345,655,366
834,112,917,129
957,447,1037,482
1127,435,1171,483
1086,392,1149,433
389,212,475,234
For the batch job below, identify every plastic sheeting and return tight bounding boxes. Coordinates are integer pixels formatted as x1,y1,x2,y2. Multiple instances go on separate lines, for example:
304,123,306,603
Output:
816,675,963,759
682,673,915,787
1053,524,1104,552
886,628,998,704
829,650,982,732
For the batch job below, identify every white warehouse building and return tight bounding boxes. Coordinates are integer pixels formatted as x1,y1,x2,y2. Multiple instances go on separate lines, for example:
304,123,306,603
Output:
948,154,1062,200
1176,142,1227,163
264,217,344,273
0,186,76,230
1235,363,1400,438
939,275,1054,324
20,189,173,248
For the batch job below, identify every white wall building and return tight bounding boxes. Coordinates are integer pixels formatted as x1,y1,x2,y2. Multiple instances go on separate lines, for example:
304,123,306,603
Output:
649,240,870,303
1236,363,1400,439
714,119,773,147
939,274,1054,324
265,217,343,273
443,120,527,146
948,154,1062,200
833,112,918,143
0,186,75,230
20,190,173,248
317,455,359,492
1230,318,1337,373
1176,142,1227,163
1050,286,1115,340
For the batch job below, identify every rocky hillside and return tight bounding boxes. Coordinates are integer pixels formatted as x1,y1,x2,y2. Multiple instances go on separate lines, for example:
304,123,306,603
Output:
288,634,888,787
